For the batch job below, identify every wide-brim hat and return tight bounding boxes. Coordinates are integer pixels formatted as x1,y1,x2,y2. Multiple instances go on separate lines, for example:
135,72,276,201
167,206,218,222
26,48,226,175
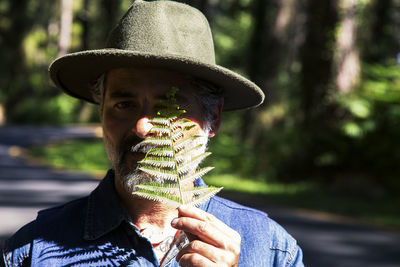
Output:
49,0,265,111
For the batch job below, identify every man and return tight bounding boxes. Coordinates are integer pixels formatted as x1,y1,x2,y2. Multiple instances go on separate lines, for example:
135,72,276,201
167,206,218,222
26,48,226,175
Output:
2,1,304,266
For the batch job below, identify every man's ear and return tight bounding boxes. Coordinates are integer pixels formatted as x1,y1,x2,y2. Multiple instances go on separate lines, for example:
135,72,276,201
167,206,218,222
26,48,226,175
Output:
208,98,224,138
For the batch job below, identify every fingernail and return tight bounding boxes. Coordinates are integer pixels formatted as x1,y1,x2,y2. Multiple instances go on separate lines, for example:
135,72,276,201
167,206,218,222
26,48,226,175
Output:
171,217,178,227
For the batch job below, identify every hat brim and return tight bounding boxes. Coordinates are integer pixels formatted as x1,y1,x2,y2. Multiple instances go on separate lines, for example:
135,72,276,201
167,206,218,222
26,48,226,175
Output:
49,49,265,111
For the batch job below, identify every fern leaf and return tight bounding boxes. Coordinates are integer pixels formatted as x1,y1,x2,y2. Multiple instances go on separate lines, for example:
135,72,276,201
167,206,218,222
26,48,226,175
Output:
150,117,169,126
177,152,211,175
170,120,196,132
174,135,199,152
132,87,222,207
134,184,222,208
138,136,172,147
135,183,181,195
171,131,184,141
138,157,176,168
175,144,204,161
138,166,177,181
145,147,174,157
183,186,223,207
149,125,171,135
179,167,214,185
157,108,186,117
133,191,182,208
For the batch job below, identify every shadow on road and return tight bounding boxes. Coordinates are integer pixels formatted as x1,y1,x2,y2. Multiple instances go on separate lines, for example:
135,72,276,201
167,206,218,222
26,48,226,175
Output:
0,126,101,250
220,190,400,267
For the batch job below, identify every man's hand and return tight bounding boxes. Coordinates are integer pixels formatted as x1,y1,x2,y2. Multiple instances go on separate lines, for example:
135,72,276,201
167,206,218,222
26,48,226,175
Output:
171,205,241,267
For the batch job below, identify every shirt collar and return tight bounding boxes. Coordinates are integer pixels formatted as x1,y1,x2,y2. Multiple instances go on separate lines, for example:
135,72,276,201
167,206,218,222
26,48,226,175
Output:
84,170,211,240
84,170,131,240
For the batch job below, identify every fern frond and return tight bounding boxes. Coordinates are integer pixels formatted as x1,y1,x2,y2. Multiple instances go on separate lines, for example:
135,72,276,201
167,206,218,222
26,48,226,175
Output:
131,87,222,207
150,117,169,126
138,157,176,168
134,184,222,208
138,136,172,147
157,108,186,117
170,119,195,131
145,147,174,157
174,135,199,151
149,125,171,135
171,131,184,141
138,166,177,181
179,167,214,185
175,144,204,162
135,183,181,195
183,186,223,207
133,190,182,208
177,152,211,175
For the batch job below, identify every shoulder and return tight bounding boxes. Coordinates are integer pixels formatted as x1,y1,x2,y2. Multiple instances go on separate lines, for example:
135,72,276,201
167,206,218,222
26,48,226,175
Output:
8,196,88,243
268,219,304,266
35,195,88,225
3,197,88,267
206,195,272,229
206,196,304,266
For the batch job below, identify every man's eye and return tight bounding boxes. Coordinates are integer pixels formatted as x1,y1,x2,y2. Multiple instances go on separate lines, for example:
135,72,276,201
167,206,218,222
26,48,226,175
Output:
114,101,136,110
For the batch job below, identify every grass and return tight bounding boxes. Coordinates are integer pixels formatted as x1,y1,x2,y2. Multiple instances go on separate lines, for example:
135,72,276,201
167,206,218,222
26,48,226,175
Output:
206,174,400,228
28,139,111,176
27,138,400,229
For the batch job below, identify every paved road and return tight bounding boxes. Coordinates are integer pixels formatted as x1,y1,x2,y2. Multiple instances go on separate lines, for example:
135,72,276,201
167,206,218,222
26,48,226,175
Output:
221,192,400,267
0,126,101,244
1,126,399,267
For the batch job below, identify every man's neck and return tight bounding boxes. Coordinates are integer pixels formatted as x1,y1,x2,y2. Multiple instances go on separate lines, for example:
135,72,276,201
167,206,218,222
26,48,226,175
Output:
114,174,178,234
114,174,182,262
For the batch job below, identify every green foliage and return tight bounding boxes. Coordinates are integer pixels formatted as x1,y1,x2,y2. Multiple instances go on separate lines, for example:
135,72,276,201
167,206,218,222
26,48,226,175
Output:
9,95,81,124
212,6,253,72
26,139,400,227
274,62,400,194
132,87,222,207
1,0,399,203
28,139,110,174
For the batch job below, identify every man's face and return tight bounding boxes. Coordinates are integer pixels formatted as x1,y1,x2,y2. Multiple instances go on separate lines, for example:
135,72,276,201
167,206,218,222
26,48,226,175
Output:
102,67,211,192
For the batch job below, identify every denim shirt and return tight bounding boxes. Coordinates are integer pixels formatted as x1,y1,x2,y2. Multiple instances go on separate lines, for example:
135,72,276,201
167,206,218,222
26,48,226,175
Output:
2,170,304,266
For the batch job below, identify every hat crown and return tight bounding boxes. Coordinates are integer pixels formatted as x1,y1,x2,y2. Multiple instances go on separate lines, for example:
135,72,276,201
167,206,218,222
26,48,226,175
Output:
106,0,215,65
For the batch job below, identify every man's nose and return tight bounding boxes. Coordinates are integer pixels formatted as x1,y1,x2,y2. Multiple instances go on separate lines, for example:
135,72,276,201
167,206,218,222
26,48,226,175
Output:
135,117,153,139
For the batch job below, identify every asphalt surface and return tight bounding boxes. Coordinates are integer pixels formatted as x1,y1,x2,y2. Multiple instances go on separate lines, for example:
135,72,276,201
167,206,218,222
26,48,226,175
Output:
1,126,399,267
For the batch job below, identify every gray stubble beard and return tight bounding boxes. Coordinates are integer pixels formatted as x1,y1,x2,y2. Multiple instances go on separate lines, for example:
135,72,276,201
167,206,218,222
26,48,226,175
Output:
103,125,210,194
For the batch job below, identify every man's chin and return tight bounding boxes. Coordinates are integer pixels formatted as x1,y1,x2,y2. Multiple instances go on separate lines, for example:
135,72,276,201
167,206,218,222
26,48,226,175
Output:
117,168,161,194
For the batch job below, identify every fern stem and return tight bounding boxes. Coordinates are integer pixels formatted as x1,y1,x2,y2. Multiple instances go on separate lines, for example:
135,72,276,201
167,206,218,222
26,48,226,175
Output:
169,118,185,205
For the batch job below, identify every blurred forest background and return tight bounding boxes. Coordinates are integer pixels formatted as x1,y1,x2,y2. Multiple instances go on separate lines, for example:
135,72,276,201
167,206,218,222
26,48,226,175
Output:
0,0,399,198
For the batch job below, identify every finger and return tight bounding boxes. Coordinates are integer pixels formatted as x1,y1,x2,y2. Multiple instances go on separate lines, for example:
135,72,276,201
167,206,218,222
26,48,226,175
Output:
176,240,231,264
172,216,230,248
178,252,215,267
178,206,240,239
184,231,198,243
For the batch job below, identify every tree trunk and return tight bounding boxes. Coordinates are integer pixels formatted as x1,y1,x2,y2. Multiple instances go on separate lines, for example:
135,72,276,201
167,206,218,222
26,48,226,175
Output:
80,0,90,50
76,0,93,123
58,0,74,57
298,0,339,127
101,0,122,42
0,0,32,122
361,0,397,62
335,0,360,93
240,0,270,141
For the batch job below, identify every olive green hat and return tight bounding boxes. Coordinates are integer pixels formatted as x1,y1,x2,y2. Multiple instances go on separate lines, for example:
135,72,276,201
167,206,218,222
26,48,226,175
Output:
49,0,265,111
